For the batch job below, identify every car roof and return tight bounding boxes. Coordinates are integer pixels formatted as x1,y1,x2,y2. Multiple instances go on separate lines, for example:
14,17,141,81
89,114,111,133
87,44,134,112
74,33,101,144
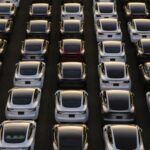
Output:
106,90,130,110
111,125,138,149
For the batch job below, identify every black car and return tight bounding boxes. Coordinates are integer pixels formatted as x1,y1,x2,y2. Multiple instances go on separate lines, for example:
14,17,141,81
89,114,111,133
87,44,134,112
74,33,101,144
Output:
139,62,150,88
101,90,135,123
29,3,51,19
26,20,51,39
124,2,149,19
136,38,150,63
60,20,84,39
57,62,86,88
0,38,7,60
53,124,88,150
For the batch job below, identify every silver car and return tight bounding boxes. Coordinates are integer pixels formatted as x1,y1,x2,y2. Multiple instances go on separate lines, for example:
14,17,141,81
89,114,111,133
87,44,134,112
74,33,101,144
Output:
98,62,131,90
61,3,84,21
55,90,88,123
21,38,49,60
26,20,51,38
128,19,150,43
0,3,16,19
95,18,122,42
93,2,117,21
29,3,51,19
98,40,126,63
0,120,36,150
5,88,41,120
103,124,144,150
101,90,135,122
60,19,84,38
13,61,46,88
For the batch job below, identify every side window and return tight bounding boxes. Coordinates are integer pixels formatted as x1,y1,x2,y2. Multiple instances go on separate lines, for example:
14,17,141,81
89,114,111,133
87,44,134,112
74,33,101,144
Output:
28,124,34,140
83,127,87,144
107,127,113,144
33,89,39,102
38,63,43,73
101,63,105,74
54,128,58,146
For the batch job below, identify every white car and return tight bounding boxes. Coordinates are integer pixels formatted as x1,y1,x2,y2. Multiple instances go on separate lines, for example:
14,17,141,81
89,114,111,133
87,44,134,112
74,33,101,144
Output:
93,2,117,21
0,3,16,19
61,3,84,21
98,62,131,90
21,38,49,60
5,88,41,120
128,19,150,43
103,124,144,150
0,120,36,150
13,61,46,88
98,40,126,63
55,90,88,123
0,0,21,7
95,18,122,42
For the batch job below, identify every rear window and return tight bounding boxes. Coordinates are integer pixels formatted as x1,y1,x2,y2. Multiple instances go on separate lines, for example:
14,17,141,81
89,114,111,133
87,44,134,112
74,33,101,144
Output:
20,65,37,75
64,43,80,53
12,92,32,105
63,68,81,78
136,21,150,31
99,5,113,13
130,5,145,14
4,127,26,143
25,42,42,52
106,65,125,78
65,6,79,13
104,44,121,53
102,21,117,31
0,6,10,12
31,23,46,32
64,23,80,32
62,95,81,108
33,6,47,14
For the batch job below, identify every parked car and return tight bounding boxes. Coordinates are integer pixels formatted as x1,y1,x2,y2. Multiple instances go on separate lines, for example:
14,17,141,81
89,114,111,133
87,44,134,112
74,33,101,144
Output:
26,20,51,39
57,62,86,88
55,90,88,123
5,87,41,120
136,38,150,63
0,38,7,60
0,19,12,39
93,2,117,21
13,61,46,88
61,3,84,21
125,2,149,19
101,90,135,122
95,18,122,42
60,19,84,38
103,124,144,150
98,62,131,90
98,40,126,63
59,38,85,61
0,120,36,150
29,3,51,19
21,38,49,61
53,124,88,150
0,0,21,7
0,3,16,20
128,19,150,43
139,62,150,88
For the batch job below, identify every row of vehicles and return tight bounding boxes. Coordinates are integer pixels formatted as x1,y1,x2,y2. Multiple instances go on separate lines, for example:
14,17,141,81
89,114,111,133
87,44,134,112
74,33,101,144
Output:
54,1,89,150
0,1,52,150
94,0,145,150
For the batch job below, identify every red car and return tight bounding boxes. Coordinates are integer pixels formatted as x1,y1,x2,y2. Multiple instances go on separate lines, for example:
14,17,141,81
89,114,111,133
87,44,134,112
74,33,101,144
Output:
59,38,85,61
